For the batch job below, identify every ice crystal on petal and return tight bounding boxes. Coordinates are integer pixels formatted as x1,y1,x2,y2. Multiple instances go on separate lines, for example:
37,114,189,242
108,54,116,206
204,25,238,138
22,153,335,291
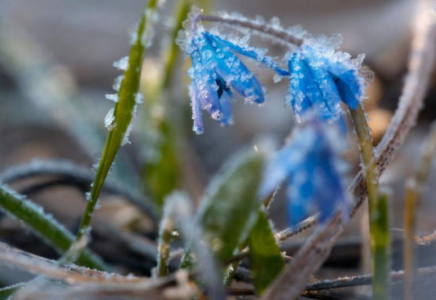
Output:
179,14,288,134
259,113,349,226
286,34,367,123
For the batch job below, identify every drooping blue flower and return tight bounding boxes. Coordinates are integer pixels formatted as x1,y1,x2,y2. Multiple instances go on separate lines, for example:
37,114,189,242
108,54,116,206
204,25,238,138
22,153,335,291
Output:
259,113,349,226
180,23,288,134
286,34,367,123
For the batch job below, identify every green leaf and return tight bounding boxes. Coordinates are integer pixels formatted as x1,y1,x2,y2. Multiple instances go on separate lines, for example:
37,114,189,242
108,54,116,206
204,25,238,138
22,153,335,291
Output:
0,283,24,300
197,148,264,261
248,209,285,295
0,185,105,270
78,1,159,238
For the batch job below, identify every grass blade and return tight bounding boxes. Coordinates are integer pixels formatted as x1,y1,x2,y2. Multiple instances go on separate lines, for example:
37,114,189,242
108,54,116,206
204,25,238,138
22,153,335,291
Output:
0,185,105,270
77,0,159,242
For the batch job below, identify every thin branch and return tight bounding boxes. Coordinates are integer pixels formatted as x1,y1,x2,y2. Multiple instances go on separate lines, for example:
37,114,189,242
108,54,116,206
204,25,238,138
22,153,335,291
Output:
261,2,436,298
198,14,304,46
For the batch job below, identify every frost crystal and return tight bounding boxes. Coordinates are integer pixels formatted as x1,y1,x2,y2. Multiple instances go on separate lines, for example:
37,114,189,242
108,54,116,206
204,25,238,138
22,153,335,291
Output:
104,108,116,131
113,56,129,71
112,75,123,91
105,94,119,103
135,92,144,104
259,114,349,226
122,123,133,146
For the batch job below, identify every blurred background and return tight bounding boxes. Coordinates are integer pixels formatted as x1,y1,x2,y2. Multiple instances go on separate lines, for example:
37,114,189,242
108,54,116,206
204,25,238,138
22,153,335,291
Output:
1,0,436,295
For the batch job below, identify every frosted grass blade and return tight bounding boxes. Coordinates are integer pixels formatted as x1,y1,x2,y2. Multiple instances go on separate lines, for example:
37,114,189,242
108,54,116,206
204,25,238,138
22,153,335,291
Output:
0,185,105,270
77,1,159,243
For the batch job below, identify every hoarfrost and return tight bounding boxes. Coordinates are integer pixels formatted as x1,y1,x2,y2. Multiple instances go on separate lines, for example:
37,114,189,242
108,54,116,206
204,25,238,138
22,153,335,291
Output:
113,56,129,71
122,123,134,146
105,94,119,103
104,108,116,131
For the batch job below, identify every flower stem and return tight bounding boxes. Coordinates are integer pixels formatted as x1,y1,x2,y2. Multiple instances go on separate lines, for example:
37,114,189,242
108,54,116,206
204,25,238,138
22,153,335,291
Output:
403,122,436,300
350,105,388,300
198,14,303,46
372,191,391,300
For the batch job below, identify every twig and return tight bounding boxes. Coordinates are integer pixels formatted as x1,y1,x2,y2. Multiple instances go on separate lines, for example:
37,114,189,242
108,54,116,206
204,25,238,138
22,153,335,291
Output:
0,242,147,285
198,14,304,46
261,2,436,299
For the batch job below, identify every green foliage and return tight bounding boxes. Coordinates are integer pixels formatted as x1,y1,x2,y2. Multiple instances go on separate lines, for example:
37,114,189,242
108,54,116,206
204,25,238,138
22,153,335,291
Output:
0,186,105,270
197,148,264,261
248,209,285,295
77,1,159,241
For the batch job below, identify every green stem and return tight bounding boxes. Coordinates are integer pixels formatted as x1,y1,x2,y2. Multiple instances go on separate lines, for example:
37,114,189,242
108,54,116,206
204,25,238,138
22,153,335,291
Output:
350,105,384,299
75,0,159,246
372,192,391,300
403,122,436,300
0,185,105,270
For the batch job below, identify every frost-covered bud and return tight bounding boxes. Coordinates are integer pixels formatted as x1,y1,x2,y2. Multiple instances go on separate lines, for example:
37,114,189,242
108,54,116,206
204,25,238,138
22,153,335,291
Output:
179,14,288,134
286,34,367,123
259,112,349,226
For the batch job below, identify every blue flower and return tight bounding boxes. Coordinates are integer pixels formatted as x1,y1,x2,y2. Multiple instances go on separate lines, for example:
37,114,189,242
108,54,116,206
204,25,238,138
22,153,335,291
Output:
182,26,288,134
259,113,349,226
286,34,366,123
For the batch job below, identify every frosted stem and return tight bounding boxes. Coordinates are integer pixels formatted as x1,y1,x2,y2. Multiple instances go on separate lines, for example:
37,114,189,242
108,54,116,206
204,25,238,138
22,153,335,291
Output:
198,14,304,46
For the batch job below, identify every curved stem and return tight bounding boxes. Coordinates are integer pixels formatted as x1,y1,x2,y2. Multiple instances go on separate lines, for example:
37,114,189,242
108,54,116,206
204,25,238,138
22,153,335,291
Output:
198,14,304,46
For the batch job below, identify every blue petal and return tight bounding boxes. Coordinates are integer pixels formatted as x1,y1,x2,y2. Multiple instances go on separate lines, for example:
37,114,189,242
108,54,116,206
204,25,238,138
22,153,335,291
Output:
205,32,289,76
203,34,265,104
259,143,301,199
287,52,318,115
329,65,362,110
189,81,204,134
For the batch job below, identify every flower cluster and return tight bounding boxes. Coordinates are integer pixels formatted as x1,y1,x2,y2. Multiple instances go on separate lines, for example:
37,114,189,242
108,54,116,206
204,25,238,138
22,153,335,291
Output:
178,13,368,225
259,114,349,225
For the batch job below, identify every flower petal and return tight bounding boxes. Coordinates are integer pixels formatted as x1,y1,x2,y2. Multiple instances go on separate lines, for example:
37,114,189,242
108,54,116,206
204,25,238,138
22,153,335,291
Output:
206,32,289,76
